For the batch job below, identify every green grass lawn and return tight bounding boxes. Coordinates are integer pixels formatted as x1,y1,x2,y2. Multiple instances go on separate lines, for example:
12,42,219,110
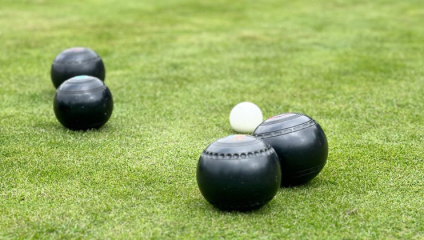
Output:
1,0,423,239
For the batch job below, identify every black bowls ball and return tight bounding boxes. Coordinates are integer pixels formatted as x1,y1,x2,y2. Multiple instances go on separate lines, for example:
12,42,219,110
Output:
51,47,106,88
53,76,113,130
253,113,328,187
197,135,281,211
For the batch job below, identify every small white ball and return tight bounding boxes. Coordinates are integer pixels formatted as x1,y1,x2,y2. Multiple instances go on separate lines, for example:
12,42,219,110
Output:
229,102,263,133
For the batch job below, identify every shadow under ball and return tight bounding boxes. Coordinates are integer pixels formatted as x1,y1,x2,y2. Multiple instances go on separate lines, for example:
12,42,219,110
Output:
253,113,328,187
51,47,105,88
54,76,113,130
197,135,281,211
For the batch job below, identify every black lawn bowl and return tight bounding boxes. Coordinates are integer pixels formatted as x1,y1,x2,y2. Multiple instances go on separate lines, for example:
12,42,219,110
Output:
51,47,105,88
197,135,281,211
53,76,113,130
253,113,328,187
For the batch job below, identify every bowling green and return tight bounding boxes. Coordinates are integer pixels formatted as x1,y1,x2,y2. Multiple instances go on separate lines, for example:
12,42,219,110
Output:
0,0,423,239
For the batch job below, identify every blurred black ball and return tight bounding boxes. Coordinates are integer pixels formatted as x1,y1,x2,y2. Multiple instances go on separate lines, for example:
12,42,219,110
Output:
53,76,113,130
51,47,105,88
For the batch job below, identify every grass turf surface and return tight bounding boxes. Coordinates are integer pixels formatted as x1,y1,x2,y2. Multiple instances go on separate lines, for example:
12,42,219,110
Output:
0,0,423,239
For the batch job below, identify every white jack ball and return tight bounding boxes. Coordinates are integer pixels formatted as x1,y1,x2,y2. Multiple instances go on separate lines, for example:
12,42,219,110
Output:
229,102,263,133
